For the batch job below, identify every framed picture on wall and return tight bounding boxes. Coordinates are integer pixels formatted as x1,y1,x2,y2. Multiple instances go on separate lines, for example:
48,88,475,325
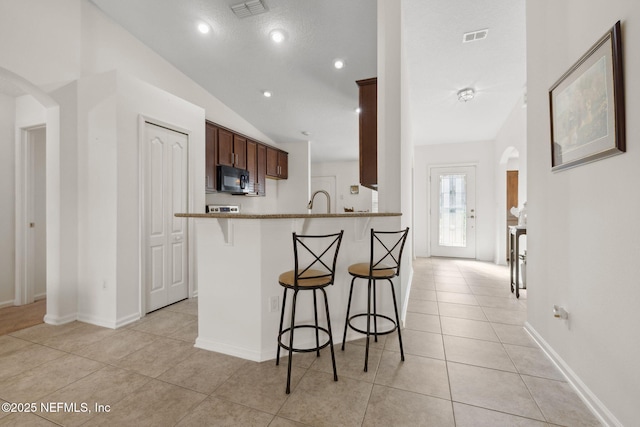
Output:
549,20,625,171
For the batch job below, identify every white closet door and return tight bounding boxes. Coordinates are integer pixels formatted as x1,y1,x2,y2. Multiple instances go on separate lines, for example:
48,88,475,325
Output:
145,123,188,312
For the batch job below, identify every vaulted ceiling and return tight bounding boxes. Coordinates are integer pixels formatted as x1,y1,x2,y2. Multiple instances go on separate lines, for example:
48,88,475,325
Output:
87,1,526,161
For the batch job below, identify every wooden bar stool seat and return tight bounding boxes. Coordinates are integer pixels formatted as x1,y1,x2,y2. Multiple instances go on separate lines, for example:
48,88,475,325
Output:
342,227,409,372
276,231,344,394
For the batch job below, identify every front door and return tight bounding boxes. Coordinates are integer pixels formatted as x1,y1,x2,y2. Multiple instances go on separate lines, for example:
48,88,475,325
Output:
430,166,476,258
144,123,189,312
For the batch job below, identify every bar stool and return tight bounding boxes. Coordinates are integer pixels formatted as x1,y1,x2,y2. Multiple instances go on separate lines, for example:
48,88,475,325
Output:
276,230,344,394
342,227,409,372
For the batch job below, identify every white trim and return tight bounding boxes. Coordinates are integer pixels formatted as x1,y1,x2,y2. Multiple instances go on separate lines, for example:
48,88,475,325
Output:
195,337,265,362
76,311,141,329
524,322,621,427
400,267,413,327
116,312,142,329
0,299,15,309
14,128,28,306
34,293,46,301
14,125,46,306
44,312,77,326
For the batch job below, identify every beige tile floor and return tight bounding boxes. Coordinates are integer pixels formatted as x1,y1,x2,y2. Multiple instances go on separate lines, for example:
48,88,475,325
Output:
0,258,602,426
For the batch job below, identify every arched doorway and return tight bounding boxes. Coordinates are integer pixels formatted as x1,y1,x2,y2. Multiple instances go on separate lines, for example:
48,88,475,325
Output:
497,146,521,265
0,67,62,327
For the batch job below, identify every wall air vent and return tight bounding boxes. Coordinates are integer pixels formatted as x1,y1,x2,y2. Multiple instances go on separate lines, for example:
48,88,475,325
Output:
231,0,267,19
462,29,489,43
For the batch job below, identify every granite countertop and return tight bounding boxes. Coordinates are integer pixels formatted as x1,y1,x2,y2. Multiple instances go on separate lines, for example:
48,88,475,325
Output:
175,212,402,219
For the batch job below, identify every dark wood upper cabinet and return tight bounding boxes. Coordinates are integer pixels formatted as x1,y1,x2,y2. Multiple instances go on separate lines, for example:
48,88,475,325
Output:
256,143,266,196
217,128,234,167
205,122,218,193
277,150,288,179
246,139,257,194
357,77,377,190
233,134,247,169
266,146,288,179
205,121,286,196
218,128,246,169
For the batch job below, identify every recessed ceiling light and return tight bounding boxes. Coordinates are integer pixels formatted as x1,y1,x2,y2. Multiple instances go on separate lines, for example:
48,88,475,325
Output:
263,91,272,98
197,23,210,34
270,30,285,43
301,131,311,136
333,59,345,69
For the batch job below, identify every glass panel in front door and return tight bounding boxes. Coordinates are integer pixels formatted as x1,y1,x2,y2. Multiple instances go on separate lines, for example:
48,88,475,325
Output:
439,173,467,247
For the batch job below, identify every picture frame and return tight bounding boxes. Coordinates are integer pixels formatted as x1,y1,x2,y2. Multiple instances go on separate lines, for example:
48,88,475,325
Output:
549,21,625,172
350,185,359,194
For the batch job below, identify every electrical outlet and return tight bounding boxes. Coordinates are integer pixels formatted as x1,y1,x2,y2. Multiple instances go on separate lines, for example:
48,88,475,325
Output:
269,296,279,313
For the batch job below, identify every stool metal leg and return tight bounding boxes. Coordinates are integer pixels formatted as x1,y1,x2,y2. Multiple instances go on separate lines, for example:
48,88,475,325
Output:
364,278,372,372
321,288,338,381
276,288,288,366
313,289,320,357
389,278,405,361
341,276,356,351
372,280,378,342
286,289,299,394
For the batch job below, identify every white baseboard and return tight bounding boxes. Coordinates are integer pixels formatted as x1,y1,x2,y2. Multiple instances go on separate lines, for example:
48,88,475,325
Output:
44,312,77,325
75,312,141,329
0,299,15,309
115,312,141,328
76,312,117,329
34,293,46,301
524,322,622,427
401,268,414,327
195,337,264,362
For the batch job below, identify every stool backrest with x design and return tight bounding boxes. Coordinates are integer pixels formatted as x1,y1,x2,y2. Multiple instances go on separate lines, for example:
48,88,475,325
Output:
290,231,344,288
367,227,410,278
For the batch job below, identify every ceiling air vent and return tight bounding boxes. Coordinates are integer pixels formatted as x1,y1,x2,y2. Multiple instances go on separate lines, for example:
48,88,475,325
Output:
462,29,489,43
231,0,267,19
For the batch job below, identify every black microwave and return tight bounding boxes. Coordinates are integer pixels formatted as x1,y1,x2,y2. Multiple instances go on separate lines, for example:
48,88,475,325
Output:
217,165,249,194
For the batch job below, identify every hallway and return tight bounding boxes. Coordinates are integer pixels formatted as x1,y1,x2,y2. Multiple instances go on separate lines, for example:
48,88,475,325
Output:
0,259,600,426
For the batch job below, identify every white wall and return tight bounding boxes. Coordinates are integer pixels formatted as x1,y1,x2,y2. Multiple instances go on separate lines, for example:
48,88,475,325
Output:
311,161,374,213
116,72,205,322
0,94,15,307
0,0,298,325
414,141,496,261
0,0,82,89
275,142,311,214
527,2,640,425
76,72,117,326
380,0,413,315
75,71,206,327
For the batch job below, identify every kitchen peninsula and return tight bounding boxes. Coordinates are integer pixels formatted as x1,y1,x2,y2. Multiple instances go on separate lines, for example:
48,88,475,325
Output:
176,212,402,362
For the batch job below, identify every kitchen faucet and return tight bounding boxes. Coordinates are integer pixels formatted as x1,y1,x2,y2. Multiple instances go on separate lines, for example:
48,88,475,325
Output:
307,190,331,213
